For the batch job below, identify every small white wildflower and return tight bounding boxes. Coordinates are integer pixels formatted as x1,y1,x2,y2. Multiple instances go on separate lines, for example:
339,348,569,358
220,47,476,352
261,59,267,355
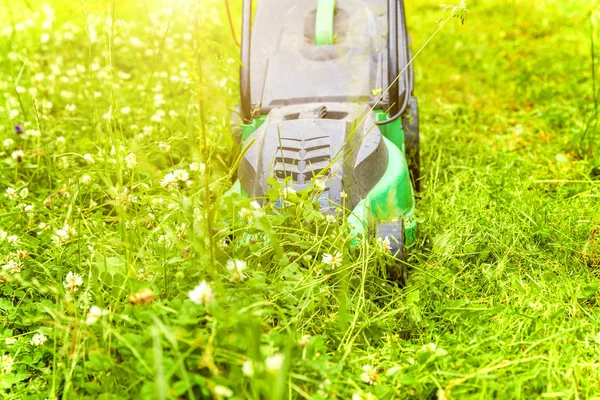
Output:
85,305,109,325
3,138,14,149
120,106,131,115
157,235,171,247
83,153,95,163
189,162,199,171
56,136,66,147
30,333,48,347
65,104,76,112
173,169,189,182
377,236,392,253
63,271,83,292
0,354,14,374
11,150,24,161
265,354,285,373
239,208,252,220
52,229,69,246
314,179,326,191
341,191,348,199
19,188,29,199
322,252,342,270
81,175,93,185
242,360,255,376
2,260,23,274
160,173,178,190
4,337,17,345
188,280,214,306
158,142,171,152
226,259,247,282
0,230,6,241
7,235,19,247
326,214,336,224
124,152,137,169
5,187,18,200
214,386,233,398
360,365,378,385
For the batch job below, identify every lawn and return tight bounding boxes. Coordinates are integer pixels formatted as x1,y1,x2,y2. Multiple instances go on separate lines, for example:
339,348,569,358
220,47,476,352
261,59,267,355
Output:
0,0,599,399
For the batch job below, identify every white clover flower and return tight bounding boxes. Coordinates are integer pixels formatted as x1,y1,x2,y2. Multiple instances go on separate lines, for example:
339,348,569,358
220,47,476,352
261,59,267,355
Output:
188,281,214,306
158,142,171,152
5,187,18,200
0,354,14,374
19,188,29,199
83,153,95,163
314,179,326,191
143,126,153,135
16,86,26,93
56,136,66,148
11,150,24,161
173,169,189,182
239,208,252,220
242,360,255,377
52,229,69,246
2,260,22,274
120,106,131,115
157,235,171,247
30,333,48,347
4,337,17,345
226,259,247,282
265,354,285,373
3,138,14,149
360,365,378,385
160,173,178,190
85,305,109,325
7,235,19,247
0,230,6,242
322,252,342,270
377,236,392,253
189,162,199,171
124,152,137,169
65,104,76,112
81,175,93,185
214,386,233,398
63,271,83,292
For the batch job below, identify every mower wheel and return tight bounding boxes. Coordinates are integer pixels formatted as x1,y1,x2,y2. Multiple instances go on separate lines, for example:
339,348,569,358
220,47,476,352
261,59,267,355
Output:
402,96,420,192
376,220,407,285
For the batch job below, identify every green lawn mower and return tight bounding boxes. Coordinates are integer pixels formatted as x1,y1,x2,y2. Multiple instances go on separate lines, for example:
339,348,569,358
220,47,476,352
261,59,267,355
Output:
230,0,419,278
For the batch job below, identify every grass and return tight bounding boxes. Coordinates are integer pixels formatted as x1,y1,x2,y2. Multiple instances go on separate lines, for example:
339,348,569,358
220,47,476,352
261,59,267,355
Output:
0,0,599,398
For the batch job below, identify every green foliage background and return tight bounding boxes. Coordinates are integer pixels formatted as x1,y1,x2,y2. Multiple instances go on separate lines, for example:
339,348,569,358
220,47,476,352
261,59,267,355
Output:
0,0,599,398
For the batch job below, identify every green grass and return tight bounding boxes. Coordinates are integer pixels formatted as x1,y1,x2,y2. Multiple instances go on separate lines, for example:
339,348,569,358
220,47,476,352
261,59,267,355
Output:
0,0,599,398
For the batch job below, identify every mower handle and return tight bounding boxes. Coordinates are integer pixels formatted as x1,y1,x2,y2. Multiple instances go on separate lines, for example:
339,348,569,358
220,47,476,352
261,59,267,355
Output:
240,0,252,123
381,0,412,124
239,0,411,124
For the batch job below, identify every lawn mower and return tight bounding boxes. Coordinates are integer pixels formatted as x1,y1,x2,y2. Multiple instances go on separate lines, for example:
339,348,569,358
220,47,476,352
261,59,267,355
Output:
230,0,419,277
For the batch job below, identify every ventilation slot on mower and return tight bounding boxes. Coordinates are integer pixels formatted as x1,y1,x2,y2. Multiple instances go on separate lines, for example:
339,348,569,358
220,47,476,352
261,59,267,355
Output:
273,137,331,186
